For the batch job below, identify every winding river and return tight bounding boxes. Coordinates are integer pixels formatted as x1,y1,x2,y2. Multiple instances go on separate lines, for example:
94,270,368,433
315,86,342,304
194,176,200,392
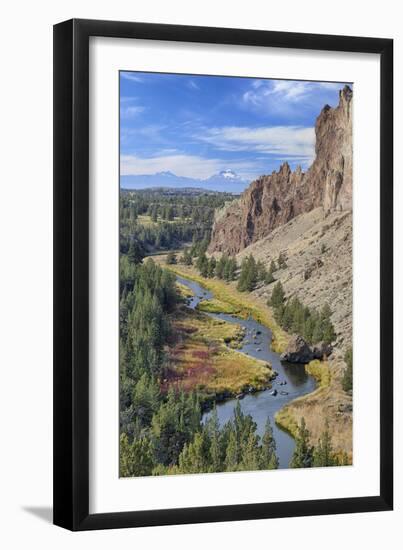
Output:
177,275,316,469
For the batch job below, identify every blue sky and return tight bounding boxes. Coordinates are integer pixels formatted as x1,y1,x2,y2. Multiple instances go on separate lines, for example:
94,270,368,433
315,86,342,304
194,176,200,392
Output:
120,72,349,183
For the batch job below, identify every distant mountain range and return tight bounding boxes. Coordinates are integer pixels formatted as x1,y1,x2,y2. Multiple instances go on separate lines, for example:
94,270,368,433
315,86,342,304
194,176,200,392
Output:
120,169,251,193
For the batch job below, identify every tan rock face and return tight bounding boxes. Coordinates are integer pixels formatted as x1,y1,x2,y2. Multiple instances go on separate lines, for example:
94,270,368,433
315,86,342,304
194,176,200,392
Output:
209,86,353,255
237,208,353,351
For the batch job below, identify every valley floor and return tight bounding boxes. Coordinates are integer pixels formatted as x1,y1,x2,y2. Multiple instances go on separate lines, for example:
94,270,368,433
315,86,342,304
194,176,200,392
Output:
165,302,275,400
158,256,352,462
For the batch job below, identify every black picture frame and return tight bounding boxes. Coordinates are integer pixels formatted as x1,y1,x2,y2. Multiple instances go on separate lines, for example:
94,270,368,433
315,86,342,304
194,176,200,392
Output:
53,18,393,531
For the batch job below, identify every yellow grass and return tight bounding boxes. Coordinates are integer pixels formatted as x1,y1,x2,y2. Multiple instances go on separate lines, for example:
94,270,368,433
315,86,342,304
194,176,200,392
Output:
166,306,273,397
275,360,330,438
175,281,194,298
157,259,290,353
305,360,331,388
196,298,241,315
208,349,272,394
137,214,190,227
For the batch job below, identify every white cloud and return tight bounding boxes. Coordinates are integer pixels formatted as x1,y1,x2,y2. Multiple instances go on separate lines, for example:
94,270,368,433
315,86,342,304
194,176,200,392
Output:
242,79,343,113
121,73,144,83
120,153,257,180
195,125,315,160
120,96,146,119
187,80,200,90
120,105,145,118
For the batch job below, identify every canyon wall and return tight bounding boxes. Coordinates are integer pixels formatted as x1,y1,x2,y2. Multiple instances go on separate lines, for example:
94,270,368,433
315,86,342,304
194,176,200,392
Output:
209,86,353,255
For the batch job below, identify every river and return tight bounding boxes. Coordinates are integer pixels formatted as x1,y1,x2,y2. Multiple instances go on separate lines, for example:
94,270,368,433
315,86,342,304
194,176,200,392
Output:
176,275,316,469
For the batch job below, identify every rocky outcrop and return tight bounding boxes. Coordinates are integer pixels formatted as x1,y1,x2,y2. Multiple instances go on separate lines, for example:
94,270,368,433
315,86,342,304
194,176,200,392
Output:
312,342,333,360
280,335,313,363
279,335,332,363
209,86,353,255
237,208,353,351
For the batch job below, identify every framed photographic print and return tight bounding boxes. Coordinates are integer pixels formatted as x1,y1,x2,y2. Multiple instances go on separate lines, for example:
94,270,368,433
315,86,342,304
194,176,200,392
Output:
53,19,393,530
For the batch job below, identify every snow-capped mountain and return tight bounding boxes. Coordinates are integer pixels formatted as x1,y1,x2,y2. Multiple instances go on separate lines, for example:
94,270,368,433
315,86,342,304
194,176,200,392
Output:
120,169,250,193
218,169,240,179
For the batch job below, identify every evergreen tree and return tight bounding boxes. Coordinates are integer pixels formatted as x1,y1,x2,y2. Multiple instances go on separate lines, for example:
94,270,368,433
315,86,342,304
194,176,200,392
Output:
256,260,268,282
215,254,227,279
131,373,160,428
269,281,285,309
196,253,209,277
178,431,210,474
237,255,258,292
128,239,145,265
224,257,237,281
205,407,223,473
313,420,338,467
264,270,275,285
207,257,216,278
290,418,314,468
151,206,158,222
166,205,174,221
119,434,154,477
312,314,324,343
260,418,279,470
278,252,287,269
321,318,336,345
224,429,239,472
181,249,193,266
240,431,261,471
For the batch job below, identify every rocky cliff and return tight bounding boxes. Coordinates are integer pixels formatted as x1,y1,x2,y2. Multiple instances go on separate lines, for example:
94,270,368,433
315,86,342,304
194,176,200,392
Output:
209,85,353,255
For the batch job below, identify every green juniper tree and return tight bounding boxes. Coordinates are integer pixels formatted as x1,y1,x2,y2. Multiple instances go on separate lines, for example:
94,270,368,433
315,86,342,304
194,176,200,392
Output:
196,253,209,277
120,433,155,477
128,239,145,265
269,281,285,309
237,255,258,292
290,418,314,468
205,406,223,473
260,418,279,470
207,256,216,278
313,419,338,467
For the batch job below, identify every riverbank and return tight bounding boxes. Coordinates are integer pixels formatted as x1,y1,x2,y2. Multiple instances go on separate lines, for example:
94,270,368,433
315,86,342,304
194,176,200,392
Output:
165,302,275,402
164,257,351,465
157,258,290,353
275,357,353,463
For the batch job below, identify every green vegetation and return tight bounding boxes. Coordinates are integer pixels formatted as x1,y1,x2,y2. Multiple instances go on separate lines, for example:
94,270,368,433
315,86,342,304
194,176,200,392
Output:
155,403,278,475
215,254,238,281
290,418,313,468
306,360,331,388
179,249,193,266
268,281,336,345
170,306,273,395
277,252,288,269
160,261,290,353
196,298,241,315
120,242,276,477
120,256,195,476
290,417,344,468
120,189,236,255
312,419,339,467
237,255,258,291
342,347,353,392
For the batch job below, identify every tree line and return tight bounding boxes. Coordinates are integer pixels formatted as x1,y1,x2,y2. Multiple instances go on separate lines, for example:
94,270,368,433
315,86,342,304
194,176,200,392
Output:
120,190,236,254
290,417,349,467
119,246,281,476
268,281,336,346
